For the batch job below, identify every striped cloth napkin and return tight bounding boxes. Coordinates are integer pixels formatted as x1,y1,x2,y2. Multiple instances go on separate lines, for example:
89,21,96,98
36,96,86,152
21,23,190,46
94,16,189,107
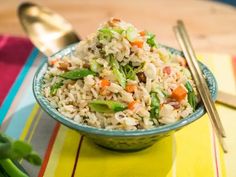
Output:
0,35,235,177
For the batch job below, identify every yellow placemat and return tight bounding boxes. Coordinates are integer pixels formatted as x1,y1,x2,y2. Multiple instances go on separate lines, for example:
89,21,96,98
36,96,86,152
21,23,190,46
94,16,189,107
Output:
42,54,235,177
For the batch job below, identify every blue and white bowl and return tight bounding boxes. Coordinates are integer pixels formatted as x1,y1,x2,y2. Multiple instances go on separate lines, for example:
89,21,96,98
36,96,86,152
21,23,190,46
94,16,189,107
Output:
33,44,217,151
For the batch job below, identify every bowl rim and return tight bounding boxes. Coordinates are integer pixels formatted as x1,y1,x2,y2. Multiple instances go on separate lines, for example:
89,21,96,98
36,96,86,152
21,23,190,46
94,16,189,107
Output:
33,43,218,137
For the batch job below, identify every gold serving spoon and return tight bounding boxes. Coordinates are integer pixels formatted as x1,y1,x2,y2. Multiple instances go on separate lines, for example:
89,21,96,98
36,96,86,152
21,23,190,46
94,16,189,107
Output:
18,2,80,56
18,2,236,109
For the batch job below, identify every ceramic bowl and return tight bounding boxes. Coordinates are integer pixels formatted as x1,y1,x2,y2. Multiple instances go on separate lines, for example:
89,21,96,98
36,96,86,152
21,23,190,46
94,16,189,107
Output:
33,44,217,151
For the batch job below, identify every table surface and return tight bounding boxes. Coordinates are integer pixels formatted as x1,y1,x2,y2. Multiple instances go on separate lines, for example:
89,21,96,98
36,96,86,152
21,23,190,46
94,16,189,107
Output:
0,0,236,54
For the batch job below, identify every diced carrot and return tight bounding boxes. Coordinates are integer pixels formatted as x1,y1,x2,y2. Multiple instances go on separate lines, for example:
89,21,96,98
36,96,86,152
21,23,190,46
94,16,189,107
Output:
139,31,146,36
130,40,143,48
100,79,111,87
171,85,187,101
99,87,111,96
128,100,139,110
50,59,58,66
163,66,171,75
125,84,136,93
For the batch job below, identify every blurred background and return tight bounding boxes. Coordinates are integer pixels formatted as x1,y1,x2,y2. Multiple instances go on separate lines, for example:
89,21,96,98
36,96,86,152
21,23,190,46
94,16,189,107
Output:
0,0,236,54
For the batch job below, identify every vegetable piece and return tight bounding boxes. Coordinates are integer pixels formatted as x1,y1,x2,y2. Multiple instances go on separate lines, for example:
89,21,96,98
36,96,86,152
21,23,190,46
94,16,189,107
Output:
83,63,90,69
90,60,102,72
134,62,145,72
128,100,139,110
99,88,111,96
163,66,171,75
130,40,143,48
0,159,28,177
113,28,124,34
60,69,96,80
89,100,127,113
144,63,157,80
24,151,42,166
110,55,126,88
98,28,113,41
58,61,71,71
146,32,157,48
150,92,160,118
50,81,63,96
125,84,136,93
126,27,138,42
0,133,42,177
112,68,126,88
49,58,58,66
0,133,42,164
100,79,111,87
136,72,146,83
122,64,136,80
139,31,146,36
171,85,187,101
185,81,197,110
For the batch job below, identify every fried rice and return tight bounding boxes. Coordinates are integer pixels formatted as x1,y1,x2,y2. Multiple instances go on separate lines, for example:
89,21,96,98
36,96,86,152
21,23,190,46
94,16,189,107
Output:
42,18,199,130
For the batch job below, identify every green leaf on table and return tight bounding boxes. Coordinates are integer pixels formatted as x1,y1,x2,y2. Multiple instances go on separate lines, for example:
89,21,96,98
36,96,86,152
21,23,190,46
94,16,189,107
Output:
10,141,32,160
24,152,42,166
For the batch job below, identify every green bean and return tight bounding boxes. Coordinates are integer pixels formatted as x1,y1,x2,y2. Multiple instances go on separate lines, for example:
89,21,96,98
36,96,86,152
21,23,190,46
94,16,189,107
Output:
60,69,96,80
50,81,63,96
150,92,160,119
110,55,126,88
185,81,197,110
89,100,127,113
0,133,41,165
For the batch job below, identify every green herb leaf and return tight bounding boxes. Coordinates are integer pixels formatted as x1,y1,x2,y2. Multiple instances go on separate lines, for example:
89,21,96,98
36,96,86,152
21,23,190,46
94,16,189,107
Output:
0,133,42,166
0,159,28,177
122,64,136,80
10,141,32,160
50,81,63,96
98,28,113,41
185,81,197,110
113,28,124,34
60,69,96,80
150,92,160,119
24,152,42,166
110,55,126,88
89,100,127,113
146,32,157,48
90,60,102,73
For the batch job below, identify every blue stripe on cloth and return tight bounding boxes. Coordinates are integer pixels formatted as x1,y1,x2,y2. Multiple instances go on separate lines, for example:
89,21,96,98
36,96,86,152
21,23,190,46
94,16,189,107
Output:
0,48,39,125
4,56,46,139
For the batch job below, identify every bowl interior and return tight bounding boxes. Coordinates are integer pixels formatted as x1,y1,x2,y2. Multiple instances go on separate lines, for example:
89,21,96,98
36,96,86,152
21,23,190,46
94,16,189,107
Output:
33,44,218,137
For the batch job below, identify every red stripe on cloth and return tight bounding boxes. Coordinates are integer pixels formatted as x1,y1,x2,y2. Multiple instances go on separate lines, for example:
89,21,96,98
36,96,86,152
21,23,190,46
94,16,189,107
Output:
0,35,33,105
38,123,60,177
232,56,236,80
212,130,220,177
71,136,84,177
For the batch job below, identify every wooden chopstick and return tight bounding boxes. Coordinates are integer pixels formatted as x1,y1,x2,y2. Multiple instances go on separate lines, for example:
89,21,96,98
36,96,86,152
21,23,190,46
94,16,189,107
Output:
173,20,227,153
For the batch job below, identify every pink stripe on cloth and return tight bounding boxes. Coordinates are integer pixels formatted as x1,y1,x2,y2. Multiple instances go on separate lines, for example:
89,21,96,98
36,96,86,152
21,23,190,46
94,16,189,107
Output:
0,35,33,105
